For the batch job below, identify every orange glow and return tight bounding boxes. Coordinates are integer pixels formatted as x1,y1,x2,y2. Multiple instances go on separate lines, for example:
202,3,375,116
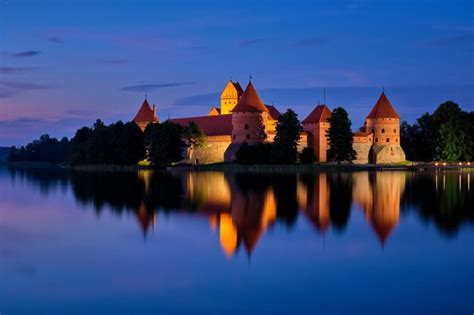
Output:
261,188,277,229
209,214,218,232
219,213,237,257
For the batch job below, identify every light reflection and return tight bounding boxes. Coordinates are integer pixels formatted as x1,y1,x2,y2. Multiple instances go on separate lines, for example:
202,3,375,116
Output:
5,167,474,258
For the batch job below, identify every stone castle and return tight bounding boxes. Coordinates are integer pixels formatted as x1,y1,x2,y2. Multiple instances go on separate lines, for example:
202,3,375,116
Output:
132,80,406,164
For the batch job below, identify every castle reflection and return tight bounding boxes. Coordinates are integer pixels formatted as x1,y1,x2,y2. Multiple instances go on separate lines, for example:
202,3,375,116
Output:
6,167,474,257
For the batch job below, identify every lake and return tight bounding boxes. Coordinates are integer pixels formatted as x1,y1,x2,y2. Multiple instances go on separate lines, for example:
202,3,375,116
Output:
0,166,473,314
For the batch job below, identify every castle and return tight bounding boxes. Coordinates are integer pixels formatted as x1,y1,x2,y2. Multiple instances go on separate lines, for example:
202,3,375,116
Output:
132,80,405,164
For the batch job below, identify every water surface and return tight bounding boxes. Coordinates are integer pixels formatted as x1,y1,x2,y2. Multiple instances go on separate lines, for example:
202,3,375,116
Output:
1,167,473,314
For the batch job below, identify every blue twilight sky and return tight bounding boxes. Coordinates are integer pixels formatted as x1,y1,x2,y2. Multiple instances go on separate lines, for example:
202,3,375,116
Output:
0,0,473,146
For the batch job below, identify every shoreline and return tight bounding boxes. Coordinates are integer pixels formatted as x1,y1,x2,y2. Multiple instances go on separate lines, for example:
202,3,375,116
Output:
2,161,473,173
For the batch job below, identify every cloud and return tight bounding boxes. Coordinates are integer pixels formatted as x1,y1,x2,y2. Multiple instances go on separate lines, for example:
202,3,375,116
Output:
0,67,38,75
98,59,130,65
120,82,197,92
293,37,329,47
0,80,54,98
426,33,474,47
0,80,51,90
47,36,64,44
237,38,266,47
1,50,42,58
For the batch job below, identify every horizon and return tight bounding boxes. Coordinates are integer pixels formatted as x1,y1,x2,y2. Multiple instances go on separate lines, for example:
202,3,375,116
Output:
1,0,473,146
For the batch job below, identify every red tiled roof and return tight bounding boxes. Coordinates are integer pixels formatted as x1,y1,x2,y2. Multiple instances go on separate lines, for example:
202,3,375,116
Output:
366,92,399,119
354,131,372,137
170,114,232,136
133,99,159,123
302,104,331,124
232,82,269,113
265,105,281,120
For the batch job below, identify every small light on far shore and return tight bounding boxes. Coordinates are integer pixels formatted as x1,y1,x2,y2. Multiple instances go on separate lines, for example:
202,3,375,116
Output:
443,162,447,166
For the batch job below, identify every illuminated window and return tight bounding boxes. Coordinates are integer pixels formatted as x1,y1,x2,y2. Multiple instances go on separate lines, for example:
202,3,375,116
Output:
246,134,250,140
244,124,249,130
381,128,385,133
386,138,390,143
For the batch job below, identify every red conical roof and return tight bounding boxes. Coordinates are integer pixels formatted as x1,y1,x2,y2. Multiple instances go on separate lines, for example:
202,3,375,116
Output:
232,82,269,113
366,92,399,119
302,104,331,124
133,99,159,123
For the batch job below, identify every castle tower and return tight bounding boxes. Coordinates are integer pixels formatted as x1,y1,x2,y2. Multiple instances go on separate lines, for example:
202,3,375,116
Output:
231,81,269,144
365,92,405,163
133,98,159,131
302,104,331,162
220,80,244,115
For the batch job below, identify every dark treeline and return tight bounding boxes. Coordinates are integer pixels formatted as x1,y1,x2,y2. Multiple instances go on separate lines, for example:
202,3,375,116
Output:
70,120,145,165
8,134,71,163
401,101,474,162
8,119,205,166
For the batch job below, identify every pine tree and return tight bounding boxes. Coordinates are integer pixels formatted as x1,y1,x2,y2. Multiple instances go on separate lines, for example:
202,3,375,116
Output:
327,107,356,163
271,109,302,164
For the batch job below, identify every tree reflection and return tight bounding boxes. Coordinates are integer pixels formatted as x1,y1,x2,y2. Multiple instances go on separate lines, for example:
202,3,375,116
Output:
6,166,473,256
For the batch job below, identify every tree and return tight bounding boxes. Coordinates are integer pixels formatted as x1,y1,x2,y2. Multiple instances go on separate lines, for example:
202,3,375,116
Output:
70,126,93,164
436,119,469,162
299,147,316,164
123,122,146,164
144,121,185,167
326,107,356,163
271,109,302,164
183,121,206,162
235,142,272,164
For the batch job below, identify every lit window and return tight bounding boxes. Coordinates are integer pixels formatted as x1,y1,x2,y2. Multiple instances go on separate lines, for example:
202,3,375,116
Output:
244,124,249,130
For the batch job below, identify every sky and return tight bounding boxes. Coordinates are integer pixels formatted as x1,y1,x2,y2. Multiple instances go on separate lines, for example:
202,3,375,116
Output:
0,0,473,146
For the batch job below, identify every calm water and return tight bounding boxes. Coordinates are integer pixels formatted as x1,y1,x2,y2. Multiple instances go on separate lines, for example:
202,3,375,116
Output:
0,167,473,315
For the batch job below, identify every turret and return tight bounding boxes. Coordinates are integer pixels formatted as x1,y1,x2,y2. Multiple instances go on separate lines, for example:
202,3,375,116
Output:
231,81,269,144
364,92,406,163
365,92,400,145
302,104,331,162
133,98,160,131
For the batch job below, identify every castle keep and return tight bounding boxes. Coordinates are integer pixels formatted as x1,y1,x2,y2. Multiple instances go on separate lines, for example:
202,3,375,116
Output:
133,80,405,164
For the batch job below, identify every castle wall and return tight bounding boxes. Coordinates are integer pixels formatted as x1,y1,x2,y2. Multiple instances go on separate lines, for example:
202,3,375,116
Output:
370,144,406,164
353,142,372,164
185,135,232,164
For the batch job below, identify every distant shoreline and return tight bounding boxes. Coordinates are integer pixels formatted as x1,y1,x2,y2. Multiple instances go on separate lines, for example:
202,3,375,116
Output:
2,161,473,173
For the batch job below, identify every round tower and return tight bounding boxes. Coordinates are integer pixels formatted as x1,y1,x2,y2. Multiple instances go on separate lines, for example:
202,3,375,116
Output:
365,92,406,163
365,92,400,145
231,81,269,144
